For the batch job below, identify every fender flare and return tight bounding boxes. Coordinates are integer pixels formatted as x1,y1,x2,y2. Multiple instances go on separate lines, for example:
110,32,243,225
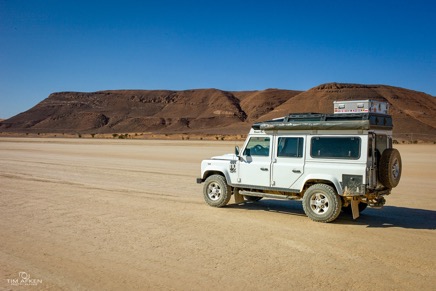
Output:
202,166,231,184
300,174,343,195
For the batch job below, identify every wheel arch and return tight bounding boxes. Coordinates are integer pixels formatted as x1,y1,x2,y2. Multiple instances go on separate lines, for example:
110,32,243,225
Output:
300,175,342,196
203,170,229,183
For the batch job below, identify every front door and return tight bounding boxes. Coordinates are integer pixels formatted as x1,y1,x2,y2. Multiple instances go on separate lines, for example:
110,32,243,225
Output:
237,136,272,187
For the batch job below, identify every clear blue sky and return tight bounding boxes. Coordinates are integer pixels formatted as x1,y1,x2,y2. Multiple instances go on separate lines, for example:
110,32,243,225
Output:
1,0,435,118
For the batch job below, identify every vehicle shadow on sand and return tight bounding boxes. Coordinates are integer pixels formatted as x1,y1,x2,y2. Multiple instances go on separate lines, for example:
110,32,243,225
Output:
228,200,436,230
338,206,436,230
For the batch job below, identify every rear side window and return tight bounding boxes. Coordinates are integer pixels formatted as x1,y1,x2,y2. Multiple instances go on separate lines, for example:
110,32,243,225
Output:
277,137,304,158
311,137,360,159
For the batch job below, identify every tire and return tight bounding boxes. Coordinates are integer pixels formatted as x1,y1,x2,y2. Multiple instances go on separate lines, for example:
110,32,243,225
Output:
302,184,342,223
342,202,368,214
244,195,263,202
203,175,232,207
379,148,402,188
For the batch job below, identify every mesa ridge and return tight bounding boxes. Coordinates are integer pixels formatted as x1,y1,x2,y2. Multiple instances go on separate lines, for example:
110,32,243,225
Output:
1,83,435,141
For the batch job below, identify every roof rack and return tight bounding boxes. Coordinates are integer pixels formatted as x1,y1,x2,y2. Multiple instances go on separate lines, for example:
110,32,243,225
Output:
252,113,393,131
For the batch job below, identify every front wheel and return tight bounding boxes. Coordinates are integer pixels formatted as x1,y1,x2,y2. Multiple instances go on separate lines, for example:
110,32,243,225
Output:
302,184,342,223
203,175,232,207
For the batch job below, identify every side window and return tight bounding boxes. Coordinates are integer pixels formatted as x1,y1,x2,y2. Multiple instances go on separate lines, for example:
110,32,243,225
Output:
311,137,360,159
243,137,270,156
277,137,304,158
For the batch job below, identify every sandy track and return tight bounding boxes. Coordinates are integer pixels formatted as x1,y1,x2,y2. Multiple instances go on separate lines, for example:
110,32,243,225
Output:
0,138,435,290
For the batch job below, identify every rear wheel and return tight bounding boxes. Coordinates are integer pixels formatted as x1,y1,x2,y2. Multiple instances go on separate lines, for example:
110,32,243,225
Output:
203,175,232,207
302,184,342,223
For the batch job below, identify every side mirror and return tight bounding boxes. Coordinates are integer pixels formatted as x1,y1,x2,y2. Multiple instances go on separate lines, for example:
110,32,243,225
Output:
235,146,240,156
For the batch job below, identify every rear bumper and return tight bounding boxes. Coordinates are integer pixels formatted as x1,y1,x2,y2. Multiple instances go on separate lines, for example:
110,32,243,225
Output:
196,178,203,184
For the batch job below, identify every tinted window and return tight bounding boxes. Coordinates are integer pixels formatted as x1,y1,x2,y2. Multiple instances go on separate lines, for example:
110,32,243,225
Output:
244,137,270,156
277,137,304,158
311,137,360,159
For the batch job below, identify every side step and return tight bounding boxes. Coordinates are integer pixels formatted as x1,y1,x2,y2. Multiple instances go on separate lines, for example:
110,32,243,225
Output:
239,190,300,200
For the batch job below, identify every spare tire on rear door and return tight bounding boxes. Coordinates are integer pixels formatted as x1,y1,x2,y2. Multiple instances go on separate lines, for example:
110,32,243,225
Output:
378,148,402,188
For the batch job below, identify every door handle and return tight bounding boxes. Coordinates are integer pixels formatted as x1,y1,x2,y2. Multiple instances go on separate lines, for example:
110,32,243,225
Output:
260,167,269,171
292,169,301,173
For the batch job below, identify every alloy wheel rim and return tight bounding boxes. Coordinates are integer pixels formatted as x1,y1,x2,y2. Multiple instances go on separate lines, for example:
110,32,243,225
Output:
309,193,329,214
392,158,400,179
207,182,221,201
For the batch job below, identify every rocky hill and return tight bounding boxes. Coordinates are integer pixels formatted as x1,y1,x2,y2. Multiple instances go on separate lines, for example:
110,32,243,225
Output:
260,83,436,141
1,83,435,141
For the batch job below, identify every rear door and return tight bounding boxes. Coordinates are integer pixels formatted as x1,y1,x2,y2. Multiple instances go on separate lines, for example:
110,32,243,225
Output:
272,136,305,189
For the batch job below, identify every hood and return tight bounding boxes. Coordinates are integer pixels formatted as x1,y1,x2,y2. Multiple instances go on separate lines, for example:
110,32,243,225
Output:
210,153,237,161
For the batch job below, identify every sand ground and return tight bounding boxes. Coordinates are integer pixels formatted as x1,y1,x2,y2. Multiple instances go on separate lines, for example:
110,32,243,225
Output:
0,138,435,290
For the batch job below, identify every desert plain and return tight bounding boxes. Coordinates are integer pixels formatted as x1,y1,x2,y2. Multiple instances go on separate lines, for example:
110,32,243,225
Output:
0,137,435,290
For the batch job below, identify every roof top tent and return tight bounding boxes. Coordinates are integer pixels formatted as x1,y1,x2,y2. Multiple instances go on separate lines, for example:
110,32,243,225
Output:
333,100,389,114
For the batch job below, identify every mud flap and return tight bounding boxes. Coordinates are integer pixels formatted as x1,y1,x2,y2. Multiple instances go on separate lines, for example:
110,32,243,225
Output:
233,189,245,204
351,197,360,219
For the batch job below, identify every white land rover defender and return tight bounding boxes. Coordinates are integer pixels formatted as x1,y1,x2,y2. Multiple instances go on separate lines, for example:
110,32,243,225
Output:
197,100,402,223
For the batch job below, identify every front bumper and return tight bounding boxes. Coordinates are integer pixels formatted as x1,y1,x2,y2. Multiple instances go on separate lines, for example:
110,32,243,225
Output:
196,178,203,184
